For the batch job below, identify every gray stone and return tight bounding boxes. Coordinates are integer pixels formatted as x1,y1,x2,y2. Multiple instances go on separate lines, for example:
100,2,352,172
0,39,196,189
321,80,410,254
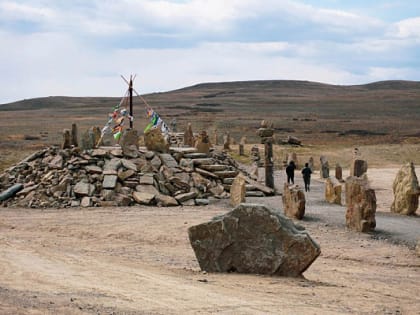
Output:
101,189,115,201
118,169,135,181
181,199,196,206
184,153,208,159
81,126,101,150
104,158,122,171
188,203,320,276
114,193,132,206
195,199,209,206
159,154,179,168
150,155,162,169
350,159,368,177
103,175,118,189
245,191,265,197
120,129,139,158
86,165,103,174
175,191,197,203
121,159,137,171
136,184,159,195
133,191,155,205
140,174,154,185
155,194,179,207
73,181,95,197
48,155,63,169
81,196,92,207
91,149,107,157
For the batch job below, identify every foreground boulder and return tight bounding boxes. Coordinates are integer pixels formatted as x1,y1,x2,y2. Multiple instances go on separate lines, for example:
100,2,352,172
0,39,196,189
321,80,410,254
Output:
391,162,419,215
345,176,376,232
188,203,320,276
282,184,305,220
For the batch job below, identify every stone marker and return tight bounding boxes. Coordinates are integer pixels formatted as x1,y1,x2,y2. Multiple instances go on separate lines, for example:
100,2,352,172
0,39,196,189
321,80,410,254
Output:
144,128,169,153
350,159,368,177
308,157,314,171
223,133,231,150
320,155,329,179
213,129,218,146
282,184,306,220
230,174,246,207
71,123,78,147
81,126,101,150
345,175,376,232
62,129,71,149
325,177,342,205
188,203,321,276
184,123,194,147
120,129,139,158
335,163,343,181
391,162,419,215
195,130,211,154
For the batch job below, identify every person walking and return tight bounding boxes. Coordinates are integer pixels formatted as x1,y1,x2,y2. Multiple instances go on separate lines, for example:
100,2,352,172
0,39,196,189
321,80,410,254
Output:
301,162,312,192
285,161,296,184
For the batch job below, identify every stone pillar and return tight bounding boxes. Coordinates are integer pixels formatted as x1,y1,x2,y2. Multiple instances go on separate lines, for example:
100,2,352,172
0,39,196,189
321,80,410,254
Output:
335,163,343,181
350,159,368,177
195,130,211,155
223,133,230,150
239,144,244,156
391,162,420,215
213,129,218,145
230,174,246,207
325,177,342,205
120,129,139,158
184,123,194,147
257,121,274,189
71,123,78,147
320,155,329,179
308,157,314,171
282,183,305,220
62,129,71,149
345,175,376,232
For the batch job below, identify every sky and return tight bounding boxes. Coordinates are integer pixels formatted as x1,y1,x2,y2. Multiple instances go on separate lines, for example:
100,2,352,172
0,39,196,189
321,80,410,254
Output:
0,0,419,104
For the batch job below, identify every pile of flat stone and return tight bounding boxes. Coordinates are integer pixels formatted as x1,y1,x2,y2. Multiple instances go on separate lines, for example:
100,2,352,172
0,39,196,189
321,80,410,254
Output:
0,145,273,208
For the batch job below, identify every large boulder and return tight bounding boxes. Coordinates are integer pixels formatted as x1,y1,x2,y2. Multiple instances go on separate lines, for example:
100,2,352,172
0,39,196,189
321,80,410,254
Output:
345,176,376,232
282,184,305,220
188,203,320,276
391,162,419,215
325,177,342,205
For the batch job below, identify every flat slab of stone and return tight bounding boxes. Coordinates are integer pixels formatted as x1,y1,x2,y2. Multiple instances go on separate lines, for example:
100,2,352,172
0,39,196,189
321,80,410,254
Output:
103,175,118,189
175,191,197,203
213,170,239,178
188,203,321,276
170,147,197,154
86,165,103,174
73,181,95,197
184,153,208,159
139,174,155,185
245,191,265,197
195,168,219,179
159,154,179,168
200,165,229,172
192,158,214,166
155,194,179,207
121,159,138,171
244,177,275,196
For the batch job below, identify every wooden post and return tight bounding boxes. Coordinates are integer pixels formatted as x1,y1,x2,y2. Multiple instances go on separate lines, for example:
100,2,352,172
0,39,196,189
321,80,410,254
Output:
129,76,133,129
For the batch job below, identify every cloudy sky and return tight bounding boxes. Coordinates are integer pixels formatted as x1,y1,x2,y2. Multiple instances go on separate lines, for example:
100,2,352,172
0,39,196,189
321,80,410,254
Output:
0,0,419,104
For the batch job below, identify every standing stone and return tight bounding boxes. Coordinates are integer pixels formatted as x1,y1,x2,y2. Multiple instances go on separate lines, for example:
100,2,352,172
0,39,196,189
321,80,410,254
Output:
195,130,211,154
230,174,246,207
335,163,343,181
350,159,368,177
239,144,244,156
223,133,231,150
282,184,306,220
144,128,169,153
120,129,139,158
345,176,376,232
249,162,259,181
71,123,78,147
81,126,101,150
251,145,262,167
213,129,218,146
62,129,71,149
184,123,194,147
325,177,342,205
320,156,329,179
188,203,320,276
391,162,419,215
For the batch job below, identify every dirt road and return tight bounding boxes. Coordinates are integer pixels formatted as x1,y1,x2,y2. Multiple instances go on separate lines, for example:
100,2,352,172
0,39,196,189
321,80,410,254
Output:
0,168,419,314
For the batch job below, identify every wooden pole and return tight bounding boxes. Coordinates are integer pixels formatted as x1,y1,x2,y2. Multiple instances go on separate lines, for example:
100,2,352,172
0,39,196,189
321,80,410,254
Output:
129,76,133,129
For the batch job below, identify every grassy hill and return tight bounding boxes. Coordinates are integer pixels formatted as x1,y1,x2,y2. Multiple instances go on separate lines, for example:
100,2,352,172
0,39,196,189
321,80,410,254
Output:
1,80,419,167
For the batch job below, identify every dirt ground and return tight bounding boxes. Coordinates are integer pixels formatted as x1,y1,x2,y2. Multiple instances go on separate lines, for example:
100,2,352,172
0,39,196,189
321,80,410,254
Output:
0,168,419,315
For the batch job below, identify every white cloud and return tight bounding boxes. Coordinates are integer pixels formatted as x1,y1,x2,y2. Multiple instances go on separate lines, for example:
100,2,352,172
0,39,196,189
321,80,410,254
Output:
390,17,420,38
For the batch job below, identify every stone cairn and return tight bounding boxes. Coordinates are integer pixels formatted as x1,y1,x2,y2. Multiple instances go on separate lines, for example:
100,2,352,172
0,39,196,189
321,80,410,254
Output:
0,140,274,209
391,162,419,215
345,175,376,232
257,120,274,189
282,183,306,220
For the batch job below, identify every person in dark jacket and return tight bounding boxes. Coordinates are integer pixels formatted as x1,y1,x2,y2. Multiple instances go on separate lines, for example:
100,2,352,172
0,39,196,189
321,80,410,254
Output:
301,162,312,192
285,161,296,184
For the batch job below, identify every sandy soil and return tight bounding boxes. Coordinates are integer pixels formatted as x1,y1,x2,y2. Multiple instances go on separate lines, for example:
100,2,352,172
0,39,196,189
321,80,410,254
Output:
0,168,419,315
